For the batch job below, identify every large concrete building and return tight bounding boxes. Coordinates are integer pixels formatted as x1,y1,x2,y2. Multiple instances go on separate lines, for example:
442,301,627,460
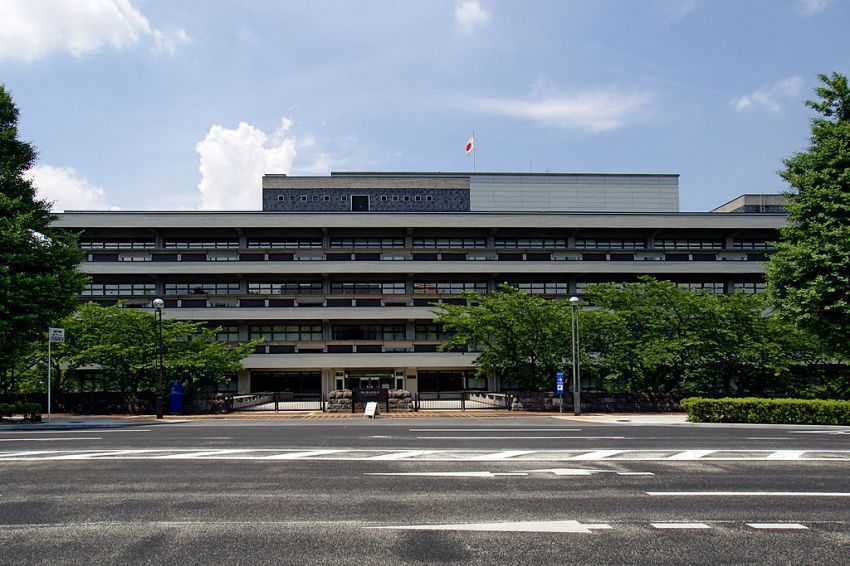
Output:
54,172,785,396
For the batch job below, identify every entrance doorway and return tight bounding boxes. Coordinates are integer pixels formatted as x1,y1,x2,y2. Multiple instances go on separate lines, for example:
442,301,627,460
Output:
344,369,393,389
351,195,369,212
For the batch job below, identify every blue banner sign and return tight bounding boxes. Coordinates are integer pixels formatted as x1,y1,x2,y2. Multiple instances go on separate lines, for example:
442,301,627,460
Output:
556,370,565,394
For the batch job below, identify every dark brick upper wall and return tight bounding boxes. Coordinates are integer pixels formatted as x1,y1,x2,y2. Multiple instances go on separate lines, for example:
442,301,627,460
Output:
262,188,470,212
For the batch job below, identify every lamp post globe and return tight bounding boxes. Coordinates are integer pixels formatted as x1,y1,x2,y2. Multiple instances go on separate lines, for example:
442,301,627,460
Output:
569,296,580,307
152,298,165,310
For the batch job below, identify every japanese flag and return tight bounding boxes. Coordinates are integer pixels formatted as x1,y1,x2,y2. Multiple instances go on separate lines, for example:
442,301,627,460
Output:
465,135,474,155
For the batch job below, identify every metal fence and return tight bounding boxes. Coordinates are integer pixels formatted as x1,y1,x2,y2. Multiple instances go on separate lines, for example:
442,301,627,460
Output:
231,392,325,412
414,391,512,411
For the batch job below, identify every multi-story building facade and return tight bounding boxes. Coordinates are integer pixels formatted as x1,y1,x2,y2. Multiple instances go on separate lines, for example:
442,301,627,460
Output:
54,172,785,396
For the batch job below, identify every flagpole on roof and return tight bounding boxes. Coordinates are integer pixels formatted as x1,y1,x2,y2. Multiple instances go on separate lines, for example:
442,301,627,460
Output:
473,130,476,173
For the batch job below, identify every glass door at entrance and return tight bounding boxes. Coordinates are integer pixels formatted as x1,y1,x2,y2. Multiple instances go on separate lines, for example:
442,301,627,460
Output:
345,370,393,389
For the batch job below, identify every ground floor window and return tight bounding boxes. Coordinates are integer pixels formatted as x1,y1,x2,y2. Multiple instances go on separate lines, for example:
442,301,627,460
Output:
250,371,321,394
417,371,483,392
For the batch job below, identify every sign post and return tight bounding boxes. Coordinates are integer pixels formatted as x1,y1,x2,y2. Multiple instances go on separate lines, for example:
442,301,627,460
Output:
555,370,565,414
47,327,65,423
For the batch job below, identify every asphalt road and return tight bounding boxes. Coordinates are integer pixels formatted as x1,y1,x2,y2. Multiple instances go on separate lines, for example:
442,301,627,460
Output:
1,418,848,565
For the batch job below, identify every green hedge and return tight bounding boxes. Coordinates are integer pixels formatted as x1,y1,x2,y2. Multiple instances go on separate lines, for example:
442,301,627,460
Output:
680,397,850,426
0,402,42,420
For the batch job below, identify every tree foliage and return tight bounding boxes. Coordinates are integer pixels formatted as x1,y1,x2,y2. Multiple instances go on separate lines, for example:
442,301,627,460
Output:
766,72,850,361
433,279,841,397
18,303,258,394
0,84,87,391
582,278,831,397
433,285,571,391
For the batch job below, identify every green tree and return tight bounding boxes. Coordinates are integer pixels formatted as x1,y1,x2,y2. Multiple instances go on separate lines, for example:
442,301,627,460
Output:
433,285,571,391
582,278,827,396
766,72,850,361
0,84,87,392
26,303,258,394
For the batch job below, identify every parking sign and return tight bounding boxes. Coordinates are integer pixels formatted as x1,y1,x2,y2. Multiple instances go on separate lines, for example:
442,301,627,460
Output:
48,327,65,343
556,370,564,394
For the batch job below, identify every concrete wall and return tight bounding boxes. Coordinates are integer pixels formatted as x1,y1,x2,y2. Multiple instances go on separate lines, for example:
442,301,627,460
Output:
469,174,679,213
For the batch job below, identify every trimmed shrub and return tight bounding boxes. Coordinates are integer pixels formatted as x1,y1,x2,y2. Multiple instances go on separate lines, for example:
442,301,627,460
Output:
681,397,850,426
0,401,42,421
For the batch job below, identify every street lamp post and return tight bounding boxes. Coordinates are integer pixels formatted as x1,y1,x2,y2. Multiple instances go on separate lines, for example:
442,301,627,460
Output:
569,296,581,416
152,298,165,420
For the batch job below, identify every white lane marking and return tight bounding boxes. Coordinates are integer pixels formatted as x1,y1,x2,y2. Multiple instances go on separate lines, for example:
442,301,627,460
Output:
157,449,255,459
416,436,626,440
43,449,164,460
365,472,528,478
648,492,850,497
1,448,849,462
0,450,65,458
789,430,849,435
370,520,612,533
0,429,150,434
766,450,806,460
651,523,711,529
264,450,351,460
408,429,581,432
0,437,101,442
467,451,533,461
369,450,436,460
525,468,655,477
524,467,603,476
746,437,789,440
746,523,809,530
667,450,716,460
570,450,624,460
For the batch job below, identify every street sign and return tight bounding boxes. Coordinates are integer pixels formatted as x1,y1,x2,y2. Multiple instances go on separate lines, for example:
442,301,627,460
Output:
556,370,565,394
48,327,65,343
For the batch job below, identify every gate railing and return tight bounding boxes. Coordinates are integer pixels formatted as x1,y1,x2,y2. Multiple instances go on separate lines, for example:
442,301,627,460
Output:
414,391,512,411
231,392,325,412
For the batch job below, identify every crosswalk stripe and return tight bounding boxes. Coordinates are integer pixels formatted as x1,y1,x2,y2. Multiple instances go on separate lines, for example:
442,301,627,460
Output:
765,450,806,460
264,450,351,460
667,450,716,460
157,449,255,459
746,523,808,529
651,522,711,529
570,450,623,460
369,450,435,460
467,451,534,461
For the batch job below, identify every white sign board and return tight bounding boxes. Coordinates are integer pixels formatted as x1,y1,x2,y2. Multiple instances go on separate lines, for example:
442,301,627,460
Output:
364,401,379,418
48,327,65,343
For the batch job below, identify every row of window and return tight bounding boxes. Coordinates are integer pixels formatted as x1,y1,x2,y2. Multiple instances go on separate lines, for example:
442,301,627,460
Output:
79,238,777,251
84,280,769,297
81,283,156,296
278,194,436,204
227,324,451,342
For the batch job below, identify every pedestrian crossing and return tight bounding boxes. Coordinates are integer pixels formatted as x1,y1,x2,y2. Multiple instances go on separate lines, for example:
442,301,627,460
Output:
369,519,825,533
0,448,849,461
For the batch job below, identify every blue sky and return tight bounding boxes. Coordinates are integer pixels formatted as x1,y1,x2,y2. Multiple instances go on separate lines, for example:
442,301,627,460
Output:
1,0,848,211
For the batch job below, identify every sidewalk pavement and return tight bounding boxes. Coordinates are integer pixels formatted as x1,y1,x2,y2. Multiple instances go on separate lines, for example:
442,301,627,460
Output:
1,410,564,427
553,413,690,425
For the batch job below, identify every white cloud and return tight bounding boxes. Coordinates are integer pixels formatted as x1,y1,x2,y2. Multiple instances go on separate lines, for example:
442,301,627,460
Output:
466,86,655,133
455,0,490,33
0,0,187,62
196,119,297,210
799,0,833,16
732,76,804,112
27,165,117,212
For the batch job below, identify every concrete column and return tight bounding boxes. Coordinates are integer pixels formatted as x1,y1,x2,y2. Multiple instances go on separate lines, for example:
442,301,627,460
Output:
405,367,418,394
237,369,250,394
